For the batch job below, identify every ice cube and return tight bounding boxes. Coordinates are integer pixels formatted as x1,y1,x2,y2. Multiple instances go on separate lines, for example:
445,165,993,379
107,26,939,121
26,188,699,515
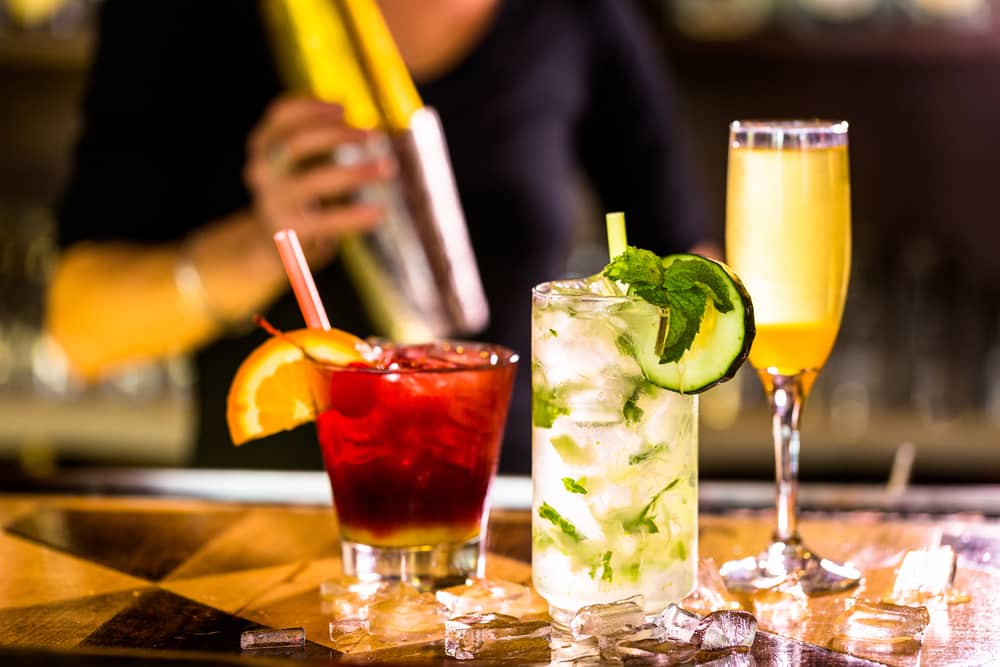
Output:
831,599,930,642
239,627,305,650
320,578,421,621
443,612,550,660
692,610,757,651
366,592,449,643
650,603,702,643
569,595,645,640
594,623,663,662
683,558,742,615
548,633,602,664
435,578,548,618
752,579,809,631
889,546,957,605
328,621,368,654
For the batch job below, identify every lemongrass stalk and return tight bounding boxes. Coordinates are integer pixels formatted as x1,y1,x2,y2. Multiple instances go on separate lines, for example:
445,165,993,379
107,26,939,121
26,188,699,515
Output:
606,212,627,260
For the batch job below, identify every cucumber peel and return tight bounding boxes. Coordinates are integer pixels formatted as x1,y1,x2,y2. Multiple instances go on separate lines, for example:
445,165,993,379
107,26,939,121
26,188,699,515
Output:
604,250,755,394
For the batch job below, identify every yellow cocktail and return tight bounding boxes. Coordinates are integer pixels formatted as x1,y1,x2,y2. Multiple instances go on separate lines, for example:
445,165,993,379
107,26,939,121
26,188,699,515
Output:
721,121,861,594
727,141,850,375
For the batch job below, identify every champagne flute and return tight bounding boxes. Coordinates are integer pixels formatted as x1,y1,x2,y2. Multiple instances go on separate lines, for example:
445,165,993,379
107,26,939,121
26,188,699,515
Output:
722,120,862,594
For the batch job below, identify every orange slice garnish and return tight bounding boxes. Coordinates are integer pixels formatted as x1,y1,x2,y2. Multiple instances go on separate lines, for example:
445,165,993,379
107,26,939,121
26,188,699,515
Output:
226,327,367,445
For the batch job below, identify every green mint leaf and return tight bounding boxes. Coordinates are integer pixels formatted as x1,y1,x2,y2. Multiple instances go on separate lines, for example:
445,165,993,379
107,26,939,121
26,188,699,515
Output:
622,562,641,582
629,443,664,465
658,288,706,364
663,258,735,314
622,478,680,534
538,502,585,542
549,328,558,337
603,246,664,288
615,334,636,358
603,250,737,365
623,396,644,424
533,387,568,428
672,540,688,561
590,550,613,582
562,477,588,494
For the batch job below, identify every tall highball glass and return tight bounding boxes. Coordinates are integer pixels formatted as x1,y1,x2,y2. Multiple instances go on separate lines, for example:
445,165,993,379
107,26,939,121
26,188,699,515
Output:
722,120,861,594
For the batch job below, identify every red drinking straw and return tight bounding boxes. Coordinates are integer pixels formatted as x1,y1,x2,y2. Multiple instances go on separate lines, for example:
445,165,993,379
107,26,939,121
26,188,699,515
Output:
272,229,331,330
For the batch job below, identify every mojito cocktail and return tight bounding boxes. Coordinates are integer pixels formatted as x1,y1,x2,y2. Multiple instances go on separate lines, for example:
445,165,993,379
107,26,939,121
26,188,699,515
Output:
532,245,754,626
532,279,697,624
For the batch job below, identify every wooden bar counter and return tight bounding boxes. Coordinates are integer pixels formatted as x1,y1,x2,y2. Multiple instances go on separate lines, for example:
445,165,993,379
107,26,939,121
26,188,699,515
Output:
1,472,999,665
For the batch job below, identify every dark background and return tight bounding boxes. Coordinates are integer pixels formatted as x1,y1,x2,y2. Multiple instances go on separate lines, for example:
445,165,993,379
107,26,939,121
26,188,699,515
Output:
0,0,998,484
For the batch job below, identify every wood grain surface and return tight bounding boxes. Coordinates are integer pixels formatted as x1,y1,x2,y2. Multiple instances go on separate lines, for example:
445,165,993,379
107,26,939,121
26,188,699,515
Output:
1,493,998,665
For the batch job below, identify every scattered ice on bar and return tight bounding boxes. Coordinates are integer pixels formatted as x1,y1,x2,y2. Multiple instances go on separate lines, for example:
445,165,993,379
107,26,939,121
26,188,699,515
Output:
327,621,368,654
569,595,646,640
650,603,702,643
320,578,422,620
239,627,305,650
752,578,810,631
832,599,930,642
435,577,547,618
366,592,449,643
887,546,969,605
329,618,365,636
683,558,742,615
443,612,550,660
692,610,757,651
828,599,930,657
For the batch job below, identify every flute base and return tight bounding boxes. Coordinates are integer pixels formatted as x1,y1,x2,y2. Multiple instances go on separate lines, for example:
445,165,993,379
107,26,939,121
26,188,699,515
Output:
719,539,862,595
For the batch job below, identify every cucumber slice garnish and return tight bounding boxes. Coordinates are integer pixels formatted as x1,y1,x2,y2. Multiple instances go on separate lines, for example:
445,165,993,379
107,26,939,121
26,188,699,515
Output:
625,254,754,394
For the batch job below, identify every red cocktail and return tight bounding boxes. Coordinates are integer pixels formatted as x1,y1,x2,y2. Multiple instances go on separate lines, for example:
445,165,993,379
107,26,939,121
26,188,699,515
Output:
315,340,517,586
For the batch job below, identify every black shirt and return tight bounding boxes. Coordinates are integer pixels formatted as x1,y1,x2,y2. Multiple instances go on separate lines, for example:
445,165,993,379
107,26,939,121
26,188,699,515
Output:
59,0,707,474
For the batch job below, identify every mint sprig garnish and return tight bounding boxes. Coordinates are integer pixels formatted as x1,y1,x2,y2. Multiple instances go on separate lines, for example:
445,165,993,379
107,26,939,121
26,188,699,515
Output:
603,247,735,364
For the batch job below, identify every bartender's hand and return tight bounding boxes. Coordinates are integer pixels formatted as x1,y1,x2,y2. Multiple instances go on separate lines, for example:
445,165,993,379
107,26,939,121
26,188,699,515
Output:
244,96,397,251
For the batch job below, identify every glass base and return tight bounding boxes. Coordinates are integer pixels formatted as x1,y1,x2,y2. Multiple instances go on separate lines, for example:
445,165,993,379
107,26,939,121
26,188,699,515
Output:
340,537,480,591
719,539,862,595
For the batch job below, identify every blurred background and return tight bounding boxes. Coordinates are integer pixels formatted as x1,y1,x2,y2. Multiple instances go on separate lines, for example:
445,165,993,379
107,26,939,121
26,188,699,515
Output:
0,0,998,484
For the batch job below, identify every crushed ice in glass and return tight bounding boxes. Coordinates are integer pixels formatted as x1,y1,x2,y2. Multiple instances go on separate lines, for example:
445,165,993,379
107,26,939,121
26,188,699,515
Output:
436,578,547,618
569,595,646,640
239,627,305,650
888,546,969,605
444,612,550,660
693,610,758,651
